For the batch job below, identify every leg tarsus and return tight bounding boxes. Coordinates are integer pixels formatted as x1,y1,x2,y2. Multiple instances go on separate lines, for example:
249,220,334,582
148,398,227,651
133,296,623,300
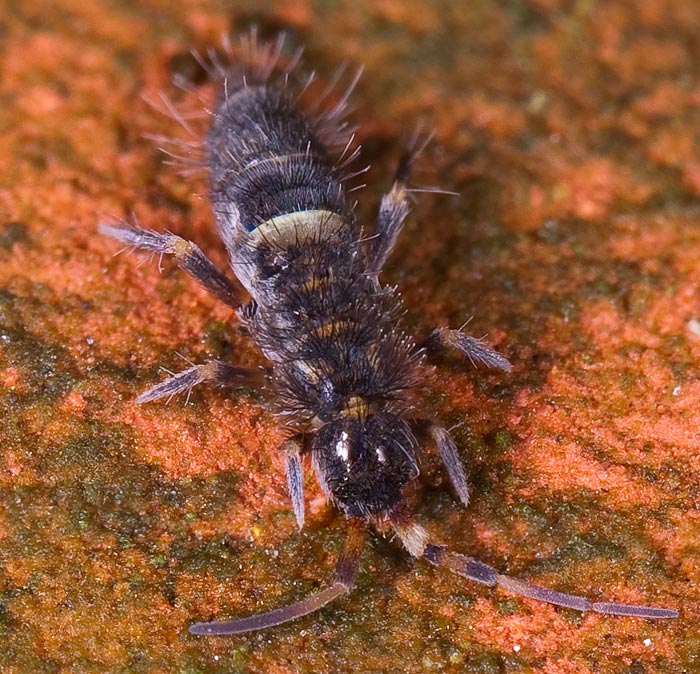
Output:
428,424,470,508
135,360,265,404
100,222,246,309
421,327,511,373
284,438,305,530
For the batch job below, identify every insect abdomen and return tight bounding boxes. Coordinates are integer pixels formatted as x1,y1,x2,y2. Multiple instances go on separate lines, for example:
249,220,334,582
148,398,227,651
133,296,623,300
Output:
206,85,352,236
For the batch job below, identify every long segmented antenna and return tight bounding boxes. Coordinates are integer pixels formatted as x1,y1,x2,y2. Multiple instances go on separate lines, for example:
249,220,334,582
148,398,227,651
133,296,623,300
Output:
390,510,677,619
189,518,367,635
423,544,678,618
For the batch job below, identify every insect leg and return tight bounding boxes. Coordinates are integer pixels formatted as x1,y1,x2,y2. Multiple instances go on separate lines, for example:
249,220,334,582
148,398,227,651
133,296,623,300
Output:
423,544,678,619
420,327,511,373
284,437,305,530
189,518,367,635
367,129,440,273
135,360,265,404
427,423,470,507
367,176,410,274
367,135,428,274
100,222,246,308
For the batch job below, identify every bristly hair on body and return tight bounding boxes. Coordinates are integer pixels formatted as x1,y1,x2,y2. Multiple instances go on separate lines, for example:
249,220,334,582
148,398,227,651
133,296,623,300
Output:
144,29,362,182
100,30,678,635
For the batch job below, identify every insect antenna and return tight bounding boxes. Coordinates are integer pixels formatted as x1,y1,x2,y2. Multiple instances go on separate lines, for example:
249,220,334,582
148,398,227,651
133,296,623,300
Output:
189,518,367,635
391,510,677,619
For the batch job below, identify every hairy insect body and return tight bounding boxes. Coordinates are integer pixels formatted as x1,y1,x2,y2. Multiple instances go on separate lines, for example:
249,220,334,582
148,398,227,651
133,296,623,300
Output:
208,81,423,517
207,85,350,239
101,34,677,634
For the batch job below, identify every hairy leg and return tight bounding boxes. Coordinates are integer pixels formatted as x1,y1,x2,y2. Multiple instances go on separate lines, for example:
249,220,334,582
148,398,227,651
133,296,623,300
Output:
420,327,511,373
135,360,265,404
366,134,430,274
100,222,246,309
428,423,470,508
284,437,306,530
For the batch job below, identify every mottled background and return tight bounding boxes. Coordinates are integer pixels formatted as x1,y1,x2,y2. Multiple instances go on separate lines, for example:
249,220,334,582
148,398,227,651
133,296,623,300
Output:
1,1,699,672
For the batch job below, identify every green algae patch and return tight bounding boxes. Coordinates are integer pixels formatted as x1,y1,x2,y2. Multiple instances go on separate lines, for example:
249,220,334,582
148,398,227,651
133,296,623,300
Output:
0,222,31,251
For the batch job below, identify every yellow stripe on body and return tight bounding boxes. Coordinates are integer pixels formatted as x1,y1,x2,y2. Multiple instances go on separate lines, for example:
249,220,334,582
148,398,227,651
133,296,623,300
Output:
249,210,345,247
340,394,371,419
311,319,349,340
